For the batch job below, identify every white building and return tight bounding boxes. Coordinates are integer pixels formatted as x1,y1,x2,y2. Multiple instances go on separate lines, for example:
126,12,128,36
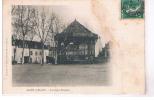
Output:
12,39,50,64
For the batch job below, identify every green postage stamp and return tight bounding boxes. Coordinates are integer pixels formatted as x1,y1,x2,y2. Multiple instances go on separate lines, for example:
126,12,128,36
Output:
121,0,144,19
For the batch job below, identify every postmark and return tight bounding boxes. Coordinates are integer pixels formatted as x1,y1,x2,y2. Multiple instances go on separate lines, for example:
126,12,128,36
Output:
121,0,144,19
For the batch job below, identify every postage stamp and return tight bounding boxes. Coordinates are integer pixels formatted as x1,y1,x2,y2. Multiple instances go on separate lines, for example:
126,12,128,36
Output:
121,0,144,19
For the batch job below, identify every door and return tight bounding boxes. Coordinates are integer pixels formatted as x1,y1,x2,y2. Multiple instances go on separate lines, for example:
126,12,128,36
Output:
24,56,29,63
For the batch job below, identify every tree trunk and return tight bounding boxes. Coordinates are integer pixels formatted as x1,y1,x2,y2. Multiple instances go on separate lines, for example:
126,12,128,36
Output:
55,42,57,64
13,46,17,62
41,42,44,66
21,37,25,64
28,47,31,64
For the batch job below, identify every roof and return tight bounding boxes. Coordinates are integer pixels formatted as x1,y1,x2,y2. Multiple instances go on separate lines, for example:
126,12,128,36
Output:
12,39,49,49
55,20,98,40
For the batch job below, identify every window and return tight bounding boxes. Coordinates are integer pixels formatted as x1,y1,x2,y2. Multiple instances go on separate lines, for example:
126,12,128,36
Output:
40,51,42,55
34,45,37,49
25,43,28,48
79,44,88,50
61,42,64,46
69,42,74,45
30,51,33,55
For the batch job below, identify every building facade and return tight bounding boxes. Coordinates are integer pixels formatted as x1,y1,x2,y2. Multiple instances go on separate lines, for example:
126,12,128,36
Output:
12,39,49,64
54,20,98,64
12,21,109,64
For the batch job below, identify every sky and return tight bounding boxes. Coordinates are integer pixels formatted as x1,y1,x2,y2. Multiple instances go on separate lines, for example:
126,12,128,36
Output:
12,1,110,56
33,2,104,45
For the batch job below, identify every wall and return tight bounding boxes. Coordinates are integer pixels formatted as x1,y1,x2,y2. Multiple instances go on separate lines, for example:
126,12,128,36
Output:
12,47,49,64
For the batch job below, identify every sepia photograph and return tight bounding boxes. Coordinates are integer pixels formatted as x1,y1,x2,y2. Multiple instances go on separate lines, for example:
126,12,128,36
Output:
11,5,110,86
3,0,145,94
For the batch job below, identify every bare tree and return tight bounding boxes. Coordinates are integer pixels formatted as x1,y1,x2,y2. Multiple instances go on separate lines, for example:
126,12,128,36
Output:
34,8,67,65
26,27,37,63
25,9,37,63
47,16,67,64
12,5,36,64
12,6,22,63
12,20,23,63
12,33,22,63
34,9,57,65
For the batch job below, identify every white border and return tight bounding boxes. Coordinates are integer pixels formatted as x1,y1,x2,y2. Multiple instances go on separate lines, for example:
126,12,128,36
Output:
0,0,2,96
0,0,154,99
146,0,154,96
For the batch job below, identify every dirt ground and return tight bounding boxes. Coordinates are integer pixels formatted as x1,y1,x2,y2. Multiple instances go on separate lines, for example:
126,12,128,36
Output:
12,63,109,86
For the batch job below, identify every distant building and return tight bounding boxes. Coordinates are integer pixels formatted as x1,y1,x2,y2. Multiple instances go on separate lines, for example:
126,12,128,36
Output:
12,20,106,64
95,36,103,57
12,39,49,64
54,20,98,64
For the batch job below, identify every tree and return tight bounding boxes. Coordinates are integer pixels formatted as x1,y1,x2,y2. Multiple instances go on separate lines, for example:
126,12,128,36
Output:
12,6,22,63
47,16,67,64
12,5,36,64
26,26,37,63
25,9,37,63
34,9,57,65
34,8,67,65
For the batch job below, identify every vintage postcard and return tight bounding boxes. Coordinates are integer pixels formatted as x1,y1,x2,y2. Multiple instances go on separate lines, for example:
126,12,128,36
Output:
3,0,145,94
